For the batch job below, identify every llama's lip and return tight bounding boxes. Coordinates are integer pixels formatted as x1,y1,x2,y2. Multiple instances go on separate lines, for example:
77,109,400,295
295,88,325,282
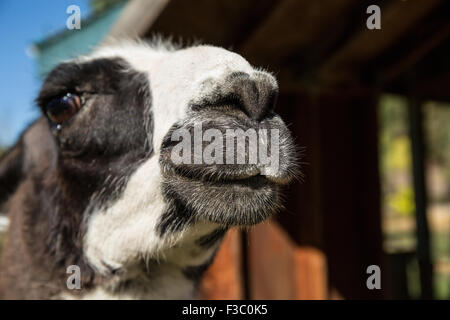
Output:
160,154,292,186
165,171,274,190
161,169,280,226
159,154,286,185
162,164,268,184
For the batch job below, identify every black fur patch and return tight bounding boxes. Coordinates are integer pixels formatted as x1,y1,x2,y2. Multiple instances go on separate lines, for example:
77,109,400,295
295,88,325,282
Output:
0,57,154,299
0,141,23,209
156,183,196,236
182,261,213,281
37,57,154,210
196,228,227,248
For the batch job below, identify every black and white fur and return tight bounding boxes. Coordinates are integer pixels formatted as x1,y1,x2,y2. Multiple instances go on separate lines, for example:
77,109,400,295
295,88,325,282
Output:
0,40,297,299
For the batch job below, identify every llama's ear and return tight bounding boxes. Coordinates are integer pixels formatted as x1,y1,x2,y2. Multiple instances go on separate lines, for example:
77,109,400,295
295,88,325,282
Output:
0,140,24,210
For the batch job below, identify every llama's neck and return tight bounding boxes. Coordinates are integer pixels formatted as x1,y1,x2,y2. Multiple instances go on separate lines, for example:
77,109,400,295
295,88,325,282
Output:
65,221,225,299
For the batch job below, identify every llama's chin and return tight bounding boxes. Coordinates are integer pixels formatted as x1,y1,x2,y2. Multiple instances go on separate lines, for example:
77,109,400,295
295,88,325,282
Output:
161,171,282,226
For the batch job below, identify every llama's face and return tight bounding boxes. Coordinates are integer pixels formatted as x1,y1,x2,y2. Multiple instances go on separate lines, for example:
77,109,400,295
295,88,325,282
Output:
36,43,297,273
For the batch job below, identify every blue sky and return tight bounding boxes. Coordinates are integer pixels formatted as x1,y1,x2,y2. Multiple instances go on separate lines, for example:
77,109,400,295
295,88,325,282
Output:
0,0,91,146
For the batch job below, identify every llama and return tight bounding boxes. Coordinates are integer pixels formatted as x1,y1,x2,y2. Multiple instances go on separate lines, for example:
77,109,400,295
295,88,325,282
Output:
0,41,297,299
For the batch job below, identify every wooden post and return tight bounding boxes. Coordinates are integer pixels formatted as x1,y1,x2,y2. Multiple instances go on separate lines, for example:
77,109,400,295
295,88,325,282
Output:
247,220,328,299
198,229,245,299
407,98,434,299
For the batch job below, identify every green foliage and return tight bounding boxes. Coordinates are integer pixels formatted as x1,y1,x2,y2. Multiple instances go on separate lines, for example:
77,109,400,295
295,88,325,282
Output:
379,94,415,218
406,258,421,299
379,94,411,173
434,273,450,300
425,101,450,191
387,186,415,216
384,136,412,171
425,101,450,164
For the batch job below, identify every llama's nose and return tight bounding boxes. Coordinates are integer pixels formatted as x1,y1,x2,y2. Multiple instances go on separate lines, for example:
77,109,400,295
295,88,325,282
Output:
226,72,278,121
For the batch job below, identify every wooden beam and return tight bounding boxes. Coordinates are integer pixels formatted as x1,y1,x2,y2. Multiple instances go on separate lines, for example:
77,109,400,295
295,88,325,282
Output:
146,0,277,48
274,91,325,248
318,0,443,85
381,22,450,83
106,0,170,40
310,89,384,299
240,0,358,67
268,88,384,299
414,71,450,103
372,1,450,85
384,29,450,102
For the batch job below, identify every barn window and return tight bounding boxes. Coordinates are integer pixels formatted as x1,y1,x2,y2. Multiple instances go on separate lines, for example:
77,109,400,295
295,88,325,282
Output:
379,95,450,299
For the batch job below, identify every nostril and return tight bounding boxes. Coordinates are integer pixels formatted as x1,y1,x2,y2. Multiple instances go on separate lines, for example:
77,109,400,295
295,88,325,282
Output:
265,89,278,113
192,72,279,121
223,71,278,121
191,93,248,117
239,79,278,121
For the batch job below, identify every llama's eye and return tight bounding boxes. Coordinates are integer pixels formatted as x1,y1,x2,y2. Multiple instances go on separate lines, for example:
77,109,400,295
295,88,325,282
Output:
45,93,82,124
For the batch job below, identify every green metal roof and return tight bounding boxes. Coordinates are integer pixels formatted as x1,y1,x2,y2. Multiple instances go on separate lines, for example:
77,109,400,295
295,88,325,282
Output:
33,2,126,77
